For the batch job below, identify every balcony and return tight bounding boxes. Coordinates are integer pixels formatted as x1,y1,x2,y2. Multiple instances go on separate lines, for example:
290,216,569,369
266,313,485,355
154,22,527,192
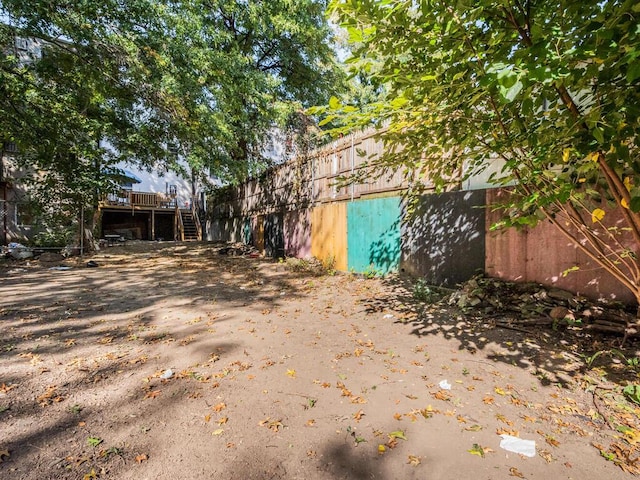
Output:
102,190,176,209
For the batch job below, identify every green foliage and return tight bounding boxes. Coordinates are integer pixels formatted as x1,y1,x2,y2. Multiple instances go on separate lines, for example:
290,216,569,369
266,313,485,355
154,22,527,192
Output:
0,0,344,205
362,263,382,279
327,0,640,304
623,384,640,405
87,436,103,447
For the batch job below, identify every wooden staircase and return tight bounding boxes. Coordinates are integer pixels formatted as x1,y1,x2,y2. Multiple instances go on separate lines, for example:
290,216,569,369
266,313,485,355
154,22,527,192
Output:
179,209,200,241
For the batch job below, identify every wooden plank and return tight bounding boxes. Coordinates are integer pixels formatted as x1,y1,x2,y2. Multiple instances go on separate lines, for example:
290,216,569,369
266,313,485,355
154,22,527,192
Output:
311,203,347,271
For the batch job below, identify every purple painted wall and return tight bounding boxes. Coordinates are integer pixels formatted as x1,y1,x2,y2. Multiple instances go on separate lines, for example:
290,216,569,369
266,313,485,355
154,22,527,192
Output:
284,209,311,258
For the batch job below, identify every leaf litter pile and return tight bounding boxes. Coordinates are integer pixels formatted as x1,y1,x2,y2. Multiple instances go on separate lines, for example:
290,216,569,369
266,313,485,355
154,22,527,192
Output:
0,241,639,479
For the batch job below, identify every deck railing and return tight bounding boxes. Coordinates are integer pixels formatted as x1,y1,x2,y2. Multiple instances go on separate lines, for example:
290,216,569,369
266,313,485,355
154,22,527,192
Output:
103,190,176,209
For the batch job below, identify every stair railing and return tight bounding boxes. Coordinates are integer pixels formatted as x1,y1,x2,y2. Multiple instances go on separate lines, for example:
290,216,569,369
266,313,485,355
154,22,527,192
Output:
191,197,202,241
175,206,185,241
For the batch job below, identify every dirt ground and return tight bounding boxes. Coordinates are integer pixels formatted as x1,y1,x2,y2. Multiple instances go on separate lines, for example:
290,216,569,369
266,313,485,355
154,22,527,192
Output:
1,241,639,480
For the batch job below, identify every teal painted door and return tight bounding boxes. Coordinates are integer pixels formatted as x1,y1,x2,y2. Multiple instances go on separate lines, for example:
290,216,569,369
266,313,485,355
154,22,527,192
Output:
347,196,401,274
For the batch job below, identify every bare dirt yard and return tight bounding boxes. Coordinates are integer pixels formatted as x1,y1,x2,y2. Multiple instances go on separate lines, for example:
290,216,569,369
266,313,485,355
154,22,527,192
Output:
1,241,640,479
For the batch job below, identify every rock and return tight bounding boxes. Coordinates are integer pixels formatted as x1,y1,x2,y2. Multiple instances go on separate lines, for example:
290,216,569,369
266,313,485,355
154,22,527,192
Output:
547,288,575,301
549,306,571,320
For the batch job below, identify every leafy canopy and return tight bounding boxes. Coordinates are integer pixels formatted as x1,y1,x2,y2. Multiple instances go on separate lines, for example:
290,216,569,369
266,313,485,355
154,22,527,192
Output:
327,0,640,304
0,0,343,211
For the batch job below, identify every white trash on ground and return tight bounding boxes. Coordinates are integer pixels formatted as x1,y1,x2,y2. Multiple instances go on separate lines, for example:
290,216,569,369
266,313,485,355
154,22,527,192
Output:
499,434,536,457
160,369,174,379
438,379,452,390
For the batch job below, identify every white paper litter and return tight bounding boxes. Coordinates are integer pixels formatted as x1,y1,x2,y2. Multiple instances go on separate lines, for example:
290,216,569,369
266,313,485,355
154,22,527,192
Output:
499,434,536,457
160,369,174,379
438,379,452,390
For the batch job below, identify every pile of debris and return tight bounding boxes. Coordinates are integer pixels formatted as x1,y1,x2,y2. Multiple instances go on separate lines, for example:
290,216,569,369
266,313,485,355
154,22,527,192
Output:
447,274,636,336
217,242,260,257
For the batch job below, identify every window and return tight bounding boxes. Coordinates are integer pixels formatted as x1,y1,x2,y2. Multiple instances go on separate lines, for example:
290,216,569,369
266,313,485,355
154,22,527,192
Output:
16,202,36,227
3,142,18,153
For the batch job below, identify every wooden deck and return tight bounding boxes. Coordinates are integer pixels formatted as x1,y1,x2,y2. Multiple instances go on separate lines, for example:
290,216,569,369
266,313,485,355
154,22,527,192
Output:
101,190,176,210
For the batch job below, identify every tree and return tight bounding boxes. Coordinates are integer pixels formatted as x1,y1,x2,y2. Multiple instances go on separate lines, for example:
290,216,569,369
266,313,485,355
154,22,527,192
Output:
0,0,343,242
326,1,640,332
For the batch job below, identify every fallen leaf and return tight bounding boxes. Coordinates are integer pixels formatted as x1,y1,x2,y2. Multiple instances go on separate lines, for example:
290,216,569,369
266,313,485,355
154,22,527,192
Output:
217,417,228,425
465,424,483,432
407,455,421,466
482,395,495,405
83,468,98,480
545,435,560,447
259,417,283,432
538,449,553,463
212,402,226,412
286,369,296,378
144,390,161,399
509,467,525,478
388,430,407,440
431,390,451,401
495,387,507,396
306,419,316,427
135,454,148,463
496,414,514,426
468,444,486,457
204,414,211,423
0,383,16,394
78,421,86,427
393,413,402,421
353,410,365,421
212,429,224,436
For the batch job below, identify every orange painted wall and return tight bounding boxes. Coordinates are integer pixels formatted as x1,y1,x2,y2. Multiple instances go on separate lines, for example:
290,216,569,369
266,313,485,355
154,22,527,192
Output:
311,203,348,271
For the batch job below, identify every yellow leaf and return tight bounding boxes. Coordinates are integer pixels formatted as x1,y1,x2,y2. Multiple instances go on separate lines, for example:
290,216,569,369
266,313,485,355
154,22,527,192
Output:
378,444,386,454
624,177,633,192
622,198,629,209
286,369,296,378
589,152,600,162
468,444,485,457
407,455,421,466
562,148,571,163
591,208,605,223
212,429,224,436
494,387,506,396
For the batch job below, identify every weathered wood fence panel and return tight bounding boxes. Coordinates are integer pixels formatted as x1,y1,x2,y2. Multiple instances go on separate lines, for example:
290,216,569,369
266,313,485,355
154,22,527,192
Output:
284,209,311,258
401,190,486,286
485,188,635,304
207,130,635,304
311,202,348,271
347,196,402,275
